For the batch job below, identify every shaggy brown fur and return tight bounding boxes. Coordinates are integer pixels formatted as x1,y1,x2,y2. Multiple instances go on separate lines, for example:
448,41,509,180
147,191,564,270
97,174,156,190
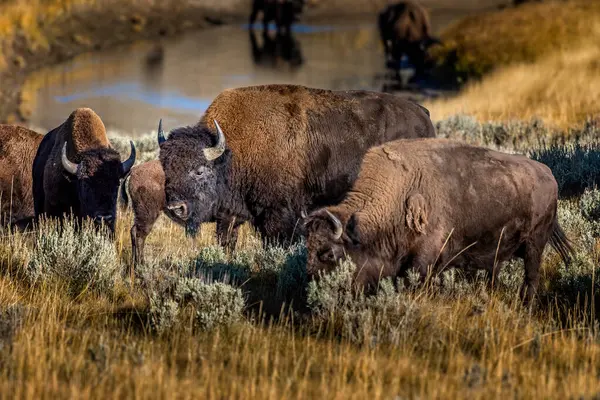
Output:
32,108,135,233
0,125,44,229
119,160,167,265
159,84,435,249
304,138,573,304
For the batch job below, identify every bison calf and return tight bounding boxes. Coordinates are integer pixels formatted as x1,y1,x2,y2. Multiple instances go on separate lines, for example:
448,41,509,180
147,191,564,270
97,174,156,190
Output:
0,125,43,229
304,138,573,304
120,159,169,265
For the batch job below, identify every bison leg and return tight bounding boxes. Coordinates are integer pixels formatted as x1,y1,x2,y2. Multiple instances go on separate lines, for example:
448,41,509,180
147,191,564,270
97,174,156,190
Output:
131,224,147,266
520,244,542,305
256,209,305,247
216,217,244,253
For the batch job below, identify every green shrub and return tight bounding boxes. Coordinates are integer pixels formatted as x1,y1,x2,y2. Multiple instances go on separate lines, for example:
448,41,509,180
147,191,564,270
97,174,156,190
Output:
147,275,245,334
530,143,600,198
25,219,121,296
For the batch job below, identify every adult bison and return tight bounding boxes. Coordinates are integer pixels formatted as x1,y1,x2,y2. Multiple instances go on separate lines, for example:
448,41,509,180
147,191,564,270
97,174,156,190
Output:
378,1,440,75
158,84,436,250
0,125,44,229
250,0,315,34
304,138,573,304
32,108,136,233
120,158,167,265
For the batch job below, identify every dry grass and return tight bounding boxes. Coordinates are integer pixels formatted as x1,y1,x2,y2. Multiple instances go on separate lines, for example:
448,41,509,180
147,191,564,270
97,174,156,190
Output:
426,43,600,129
424,0,600,129
0,175,597,398
432,0,600,79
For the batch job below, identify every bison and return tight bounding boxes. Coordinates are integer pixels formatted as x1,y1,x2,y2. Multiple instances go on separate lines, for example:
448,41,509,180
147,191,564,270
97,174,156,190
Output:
120,158,167,265
158,84,436,250
378,1,440,76
250,0,312,34
304,138,573,304
0,125,44,229
32,108,136,233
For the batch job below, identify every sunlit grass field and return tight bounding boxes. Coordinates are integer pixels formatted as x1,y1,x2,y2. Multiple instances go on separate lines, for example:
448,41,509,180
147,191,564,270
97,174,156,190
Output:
0,119,597,399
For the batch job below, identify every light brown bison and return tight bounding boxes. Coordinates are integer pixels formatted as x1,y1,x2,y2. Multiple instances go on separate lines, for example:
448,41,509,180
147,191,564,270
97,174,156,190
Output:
32,108,136,233
378,1,440,75
158,84,436,250
0,125,44,229
120,159,166,265
304,138,573,304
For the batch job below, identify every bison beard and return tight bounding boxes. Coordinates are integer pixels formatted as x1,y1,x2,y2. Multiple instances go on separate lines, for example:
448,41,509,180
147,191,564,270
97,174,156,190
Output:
32,108,136,234
304,138,574,305
158,84,435,250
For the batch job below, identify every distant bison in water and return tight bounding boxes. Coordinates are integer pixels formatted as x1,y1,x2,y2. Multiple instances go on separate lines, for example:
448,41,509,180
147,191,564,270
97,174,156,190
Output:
250,0,316,34
32,108,136,233
304,138,573,304
0,125,43,229
158,84,436,250
120,158,167,265
378,1,440,75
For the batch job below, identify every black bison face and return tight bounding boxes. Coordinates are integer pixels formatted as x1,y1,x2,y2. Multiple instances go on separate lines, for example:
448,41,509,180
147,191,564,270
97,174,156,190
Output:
62,142,135,233
158,121,230,237
304,209,351,278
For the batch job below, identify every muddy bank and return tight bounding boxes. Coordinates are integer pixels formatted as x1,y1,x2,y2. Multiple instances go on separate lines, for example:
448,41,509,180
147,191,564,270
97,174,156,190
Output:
0,2,246,124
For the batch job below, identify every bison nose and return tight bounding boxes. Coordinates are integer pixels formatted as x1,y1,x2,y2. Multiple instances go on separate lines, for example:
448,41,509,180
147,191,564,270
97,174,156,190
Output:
167,201,189,220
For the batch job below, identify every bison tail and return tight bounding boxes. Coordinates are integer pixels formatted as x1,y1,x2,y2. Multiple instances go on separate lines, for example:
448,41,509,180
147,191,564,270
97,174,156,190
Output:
549,221,575,267
119,173,132,211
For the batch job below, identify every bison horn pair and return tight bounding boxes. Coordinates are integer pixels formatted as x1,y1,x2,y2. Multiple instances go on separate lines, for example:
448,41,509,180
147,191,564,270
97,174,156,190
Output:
61,141,137,175
203,120,227,161
325,210,343,240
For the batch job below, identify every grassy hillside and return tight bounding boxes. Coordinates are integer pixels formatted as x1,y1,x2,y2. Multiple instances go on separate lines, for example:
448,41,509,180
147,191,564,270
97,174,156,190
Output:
426,0,600,129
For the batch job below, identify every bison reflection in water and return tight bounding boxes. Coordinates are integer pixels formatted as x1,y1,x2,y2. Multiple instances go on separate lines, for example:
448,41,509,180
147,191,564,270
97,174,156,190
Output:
250,29,304,69
32,108,136,234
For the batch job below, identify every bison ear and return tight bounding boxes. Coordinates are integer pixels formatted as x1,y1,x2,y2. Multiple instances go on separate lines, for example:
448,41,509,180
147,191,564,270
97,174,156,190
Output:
345,213,361,245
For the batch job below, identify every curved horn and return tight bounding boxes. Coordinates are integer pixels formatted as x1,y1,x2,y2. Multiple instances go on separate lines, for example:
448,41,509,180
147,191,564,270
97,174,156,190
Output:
121,141,137,175
157,118,166,145
203,119,226,161
61,143,79,175
325,210,343,240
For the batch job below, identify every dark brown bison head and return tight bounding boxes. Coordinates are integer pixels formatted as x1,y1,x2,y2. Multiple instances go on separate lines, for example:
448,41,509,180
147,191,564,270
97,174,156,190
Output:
304,209,353,277
158,120,231,237
61,141,136,232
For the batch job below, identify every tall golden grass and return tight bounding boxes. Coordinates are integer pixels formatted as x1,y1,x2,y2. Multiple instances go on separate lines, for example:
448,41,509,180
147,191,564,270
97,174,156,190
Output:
0,201,596,399
426,43,600,129
426,0,600,128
